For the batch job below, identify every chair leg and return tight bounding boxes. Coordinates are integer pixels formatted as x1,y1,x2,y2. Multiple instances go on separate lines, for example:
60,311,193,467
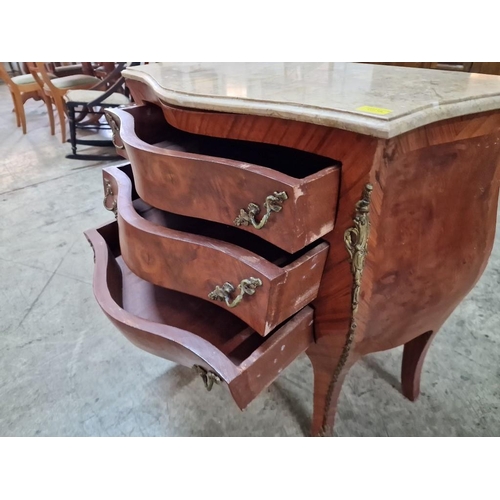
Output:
42,94,55,136
401,330,438,401
10,91,21,127
53,96,67,143
12,91,27,134
68,105,77,155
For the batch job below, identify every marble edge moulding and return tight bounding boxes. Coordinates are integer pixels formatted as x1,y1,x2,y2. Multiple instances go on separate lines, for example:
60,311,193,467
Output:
122,67,500,139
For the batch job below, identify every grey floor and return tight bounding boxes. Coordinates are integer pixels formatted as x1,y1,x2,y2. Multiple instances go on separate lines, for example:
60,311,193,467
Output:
0,82,499,437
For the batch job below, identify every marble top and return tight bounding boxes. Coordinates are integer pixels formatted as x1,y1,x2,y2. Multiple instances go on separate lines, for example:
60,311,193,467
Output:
122,63,500,138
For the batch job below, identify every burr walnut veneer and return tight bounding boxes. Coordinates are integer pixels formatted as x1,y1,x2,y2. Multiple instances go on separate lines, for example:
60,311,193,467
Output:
86,63,500,436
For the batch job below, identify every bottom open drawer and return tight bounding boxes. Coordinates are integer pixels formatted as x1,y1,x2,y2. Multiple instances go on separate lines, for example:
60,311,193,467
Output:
85,221,314,410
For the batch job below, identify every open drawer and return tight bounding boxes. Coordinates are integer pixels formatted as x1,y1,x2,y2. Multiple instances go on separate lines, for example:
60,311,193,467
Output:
104,164,329,336
105,105,340,254
85,220,314,410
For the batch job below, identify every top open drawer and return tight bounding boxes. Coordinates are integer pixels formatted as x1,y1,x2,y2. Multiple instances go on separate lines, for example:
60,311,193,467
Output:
106,105,340,254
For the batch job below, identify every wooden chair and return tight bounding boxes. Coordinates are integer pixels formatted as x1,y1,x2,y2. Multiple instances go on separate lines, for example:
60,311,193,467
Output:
64,63,139,160
30,62,102,143
0,63,55,135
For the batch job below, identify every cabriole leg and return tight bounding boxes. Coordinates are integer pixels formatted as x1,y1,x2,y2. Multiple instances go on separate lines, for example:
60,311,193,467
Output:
306,339,358,437
401,330,438,401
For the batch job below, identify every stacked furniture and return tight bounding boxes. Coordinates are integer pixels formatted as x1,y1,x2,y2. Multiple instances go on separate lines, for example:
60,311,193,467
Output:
31,62,102,143
370,62,500,75
0,62,54,134
64,62,137,161
86,63,500,436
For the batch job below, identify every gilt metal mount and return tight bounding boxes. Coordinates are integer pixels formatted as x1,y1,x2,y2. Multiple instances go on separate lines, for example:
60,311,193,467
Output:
320,183,373,436
344,183,373,315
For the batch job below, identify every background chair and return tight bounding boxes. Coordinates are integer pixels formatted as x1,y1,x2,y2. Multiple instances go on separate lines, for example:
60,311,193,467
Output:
25,62,86,78
47,62,89,77
64,62,138,160
46,62,114,78
30,62,102,143
0,63,54,135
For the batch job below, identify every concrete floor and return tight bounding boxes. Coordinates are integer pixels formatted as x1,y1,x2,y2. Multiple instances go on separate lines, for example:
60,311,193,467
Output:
0,82,499,437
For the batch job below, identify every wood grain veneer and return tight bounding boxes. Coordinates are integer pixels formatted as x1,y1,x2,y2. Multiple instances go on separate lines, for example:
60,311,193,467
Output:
127,78,500,436
106,105,340,254
103,165,329,336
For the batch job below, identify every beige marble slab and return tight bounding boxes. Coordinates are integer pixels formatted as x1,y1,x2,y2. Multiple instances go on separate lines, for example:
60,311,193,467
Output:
122,62,500,138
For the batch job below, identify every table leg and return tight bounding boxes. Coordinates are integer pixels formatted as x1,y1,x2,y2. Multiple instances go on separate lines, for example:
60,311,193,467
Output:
401,330,438,401
306,337,360,437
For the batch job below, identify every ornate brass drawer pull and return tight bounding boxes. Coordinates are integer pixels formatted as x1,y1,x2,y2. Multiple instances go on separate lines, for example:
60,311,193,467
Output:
103,180,117,217
234,191,288,229
193,365,222,391
105,111,124,150
208,277,263,308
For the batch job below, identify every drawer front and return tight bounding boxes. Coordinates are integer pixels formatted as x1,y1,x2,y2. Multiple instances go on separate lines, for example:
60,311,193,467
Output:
106,106,340,254
85,220,314,410
104,165,328,336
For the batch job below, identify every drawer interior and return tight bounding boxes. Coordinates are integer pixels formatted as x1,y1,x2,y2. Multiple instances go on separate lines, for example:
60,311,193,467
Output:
125,105,341,178
120,256,268,365
91,222,312,386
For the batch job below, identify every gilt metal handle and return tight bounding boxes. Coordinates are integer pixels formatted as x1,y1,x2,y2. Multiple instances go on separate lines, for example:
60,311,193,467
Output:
105,112,124,150
193,365,221,391
208,277,262,308
234,191,288,229
103,179,117,217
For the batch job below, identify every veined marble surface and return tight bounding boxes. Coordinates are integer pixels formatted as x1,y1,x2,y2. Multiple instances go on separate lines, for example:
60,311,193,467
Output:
122,62,500,138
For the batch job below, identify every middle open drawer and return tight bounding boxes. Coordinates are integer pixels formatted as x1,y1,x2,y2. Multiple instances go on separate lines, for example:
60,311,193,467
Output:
103,164,329,336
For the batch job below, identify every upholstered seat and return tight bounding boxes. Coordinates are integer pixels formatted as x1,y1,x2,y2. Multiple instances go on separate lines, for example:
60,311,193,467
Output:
47,74,101,90
32,62,105,143
65,89,130,106
11,73,55,85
